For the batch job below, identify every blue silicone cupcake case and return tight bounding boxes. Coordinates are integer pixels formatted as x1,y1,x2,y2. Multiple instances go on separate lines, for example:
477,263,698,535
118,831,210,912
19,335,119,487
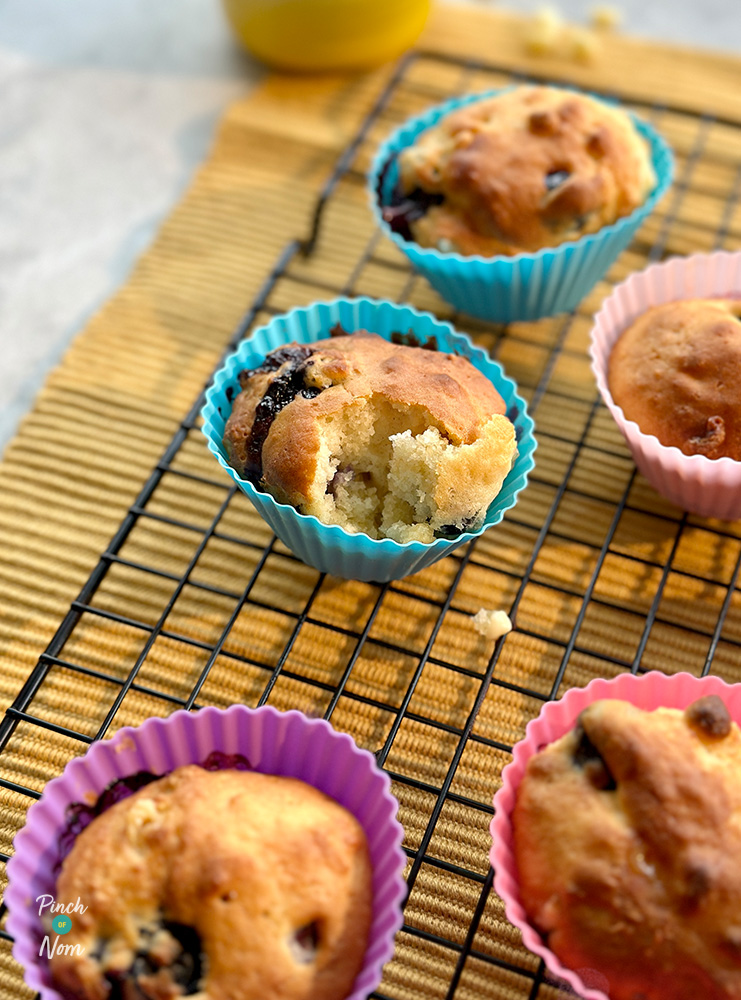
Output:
369,88,674,323
201,299,536,583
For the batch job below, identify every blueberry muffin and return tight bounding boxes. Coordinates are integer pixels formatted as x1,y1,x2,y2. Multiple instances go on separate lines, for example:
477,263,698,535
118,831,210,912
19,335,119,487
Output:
383,86,655,256
223,330,517,544
513,696,741,1000
608,298,741,460
49,767,373,1000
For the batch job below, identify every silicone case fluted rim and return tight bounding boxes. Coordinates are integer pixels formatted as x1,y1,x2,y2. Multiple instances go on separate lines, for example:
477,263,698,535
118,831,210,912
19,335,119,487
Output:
6,704,407,1000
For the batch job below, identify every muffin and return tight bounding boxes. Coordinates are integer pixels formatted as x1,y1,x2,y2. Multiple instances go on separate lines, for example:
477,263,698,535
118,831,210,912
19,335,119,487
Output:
607,297,741,460
512,696,741,1000
49,765,373,1000
383,85,656,257
202,300,535,580
222,328,517,544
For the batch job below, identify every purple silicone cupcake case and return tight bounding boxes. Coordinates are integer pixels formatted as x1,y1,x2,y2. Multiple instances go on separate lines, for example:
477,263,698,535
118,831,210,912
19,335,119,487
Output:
5,706,407,1000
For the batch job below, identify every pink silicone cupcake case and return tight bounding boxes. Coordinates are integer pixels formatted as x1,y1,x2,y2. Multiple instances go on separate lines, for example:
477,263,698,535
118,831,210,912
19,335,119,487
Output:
490,670,741,1000
590,250,741,520
5,705,407,1000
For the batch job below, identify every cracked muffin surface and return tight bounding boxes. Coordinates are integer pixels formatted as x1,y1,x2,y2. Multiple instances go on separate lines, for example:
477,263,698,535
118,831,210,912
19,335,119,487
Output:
608,298,741,460
223,329,517,544
385,85,655,257
50,766,373,1000
513,696,741,1000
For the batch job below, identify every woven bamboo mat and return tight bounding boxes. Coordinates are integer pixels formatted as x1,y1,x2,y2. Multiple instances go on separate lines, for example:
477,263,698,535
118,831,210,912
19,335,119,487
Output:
2,5,741,998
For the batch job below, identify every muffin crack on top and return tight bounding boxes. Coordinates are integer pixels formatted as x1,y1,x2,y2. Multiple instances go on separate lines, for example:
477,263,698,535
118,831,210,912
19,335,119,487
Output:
223,329,518,544
383,85,656,257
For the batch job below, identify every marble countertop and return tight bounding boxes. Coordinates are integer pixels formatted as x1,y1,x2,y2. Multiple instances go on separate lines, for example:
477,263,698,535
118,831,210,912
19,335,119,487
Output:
1,0,738,449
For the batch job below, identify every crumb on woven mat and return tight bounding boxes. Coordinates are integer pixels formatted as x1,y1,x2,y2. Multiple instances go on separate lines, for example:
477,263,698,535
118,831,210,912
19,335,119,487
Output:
524,3,619,62
590,4,621,30
524,5,563,56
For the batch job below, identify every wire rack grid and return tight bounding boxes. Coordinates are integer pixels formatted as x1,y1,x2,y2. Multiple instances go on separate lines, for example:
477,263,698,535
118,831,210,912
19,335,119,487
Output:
1,49,741,1000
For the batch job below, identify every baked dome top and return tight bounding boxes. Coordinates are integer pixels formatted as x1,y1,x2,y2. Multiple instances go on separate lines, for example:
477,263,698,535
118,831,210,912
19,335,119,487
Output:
391,85,655,256
223,330,517,544
608,298,741,460
514,696,741,1000
50,766,373,1000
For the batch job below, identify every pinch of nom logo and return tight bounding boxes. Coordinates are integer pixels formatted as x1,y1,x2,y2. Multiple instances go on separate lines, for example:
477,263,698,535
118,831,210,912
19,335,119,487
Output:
37,895,87,959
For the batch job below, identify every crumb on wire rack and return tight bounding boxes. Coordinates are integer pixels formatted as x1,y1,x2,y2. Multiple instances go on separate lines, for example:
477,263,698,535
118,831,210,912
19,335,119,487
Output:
471,608,513,640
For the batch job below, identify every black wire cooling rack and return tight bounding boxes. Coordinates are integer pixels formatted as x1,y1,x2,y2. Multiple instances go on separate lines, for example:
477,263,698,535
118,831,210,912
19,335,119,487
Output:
2,49,741,1000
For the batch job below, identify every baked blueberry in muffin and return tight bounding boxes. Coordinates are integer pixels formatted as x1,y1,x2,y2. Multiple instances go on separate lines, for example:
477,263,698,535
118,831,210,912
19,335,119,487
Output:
513,696,741,1000
49,767,373,1000
608,298,741,460
223,329,517,544
381,85,655,257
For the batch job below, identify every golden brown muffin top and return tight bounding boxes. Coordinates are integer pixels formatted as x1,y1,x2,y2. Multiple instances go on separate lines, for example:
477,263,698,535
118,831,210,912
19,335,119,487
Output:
50,766,373,1000
396,85,655,256
608,298,741,460
513,696,741,1000
224,330,507,503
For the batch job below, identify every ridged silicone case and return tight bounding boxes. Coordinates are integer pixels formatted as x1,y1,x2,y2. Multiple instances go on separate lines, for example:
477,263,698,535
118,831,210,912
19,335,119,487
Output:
490,670,741,999
6,704,408,1000
590,250,741,519
201,298,536,582
369,88,674,323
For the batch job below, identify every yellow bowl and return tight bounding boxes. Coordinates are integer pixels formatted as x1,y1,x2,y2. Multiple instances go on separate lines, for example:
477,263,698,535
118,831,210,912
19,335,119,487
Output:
221,0,431,71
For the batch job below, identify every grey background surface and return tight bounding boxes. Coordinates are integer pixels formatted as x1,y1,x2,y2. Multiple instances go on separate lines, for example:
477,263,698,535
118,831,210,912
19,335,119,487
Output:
0,0,738,448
